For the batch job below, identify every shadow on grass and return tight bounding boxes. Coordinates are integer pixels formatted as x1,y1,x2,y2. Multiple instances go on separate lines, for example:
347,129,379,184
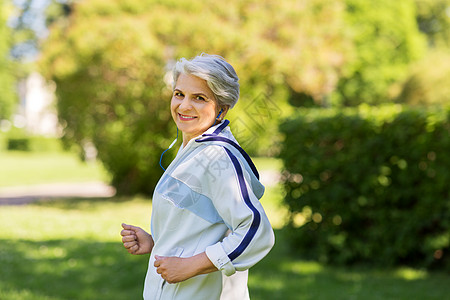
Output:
248,229,449,300
0,238,149,300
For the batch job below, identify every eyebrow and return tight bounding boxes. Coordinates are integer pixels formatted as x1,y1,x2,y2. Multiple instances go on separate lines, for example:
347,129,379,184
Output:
173,89,210,98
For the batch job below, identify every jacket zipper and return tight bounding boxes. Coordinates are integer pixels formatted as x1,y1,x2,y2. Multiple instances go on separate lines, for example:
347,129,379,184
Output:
156,279,167,300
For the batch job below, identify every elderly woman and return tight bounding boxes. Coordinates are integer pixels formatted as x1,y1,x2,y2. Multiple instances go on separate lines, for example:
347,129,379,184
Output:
121,54,274,300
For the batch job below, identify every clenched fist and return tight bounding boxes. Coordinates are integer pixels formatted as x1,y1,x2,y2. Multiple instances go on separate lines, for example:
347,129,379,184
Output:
120,223,154,255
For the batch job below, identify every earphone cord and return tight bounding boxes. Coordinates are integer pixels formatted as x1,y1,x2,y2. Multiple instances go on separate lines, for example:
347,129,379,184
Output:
213,109,223,126
159,128,178,171
160,109,222,171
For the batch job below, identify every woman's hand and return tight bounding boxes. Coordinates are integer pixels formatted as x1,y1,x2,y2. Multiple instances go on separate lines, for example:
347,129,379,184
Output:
121,223,154,255
154,252,217,284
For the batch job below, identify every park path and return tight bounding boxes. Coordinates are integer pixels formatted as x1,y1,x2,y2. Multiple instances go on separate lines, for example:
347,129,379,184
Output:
0,181,116,205
0,170,280,206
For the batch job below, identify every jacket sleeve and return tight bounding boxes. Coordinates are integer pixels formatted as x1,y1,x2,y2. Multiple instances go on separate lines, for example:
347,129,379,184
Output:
201,146,275,276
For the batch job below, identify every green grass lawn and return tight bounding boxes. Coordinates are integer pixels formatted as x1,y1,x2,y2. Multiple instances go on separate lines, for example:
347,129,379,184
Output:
0,152,449,299
0,151,108,187
1,196,449,300
0,197,151,300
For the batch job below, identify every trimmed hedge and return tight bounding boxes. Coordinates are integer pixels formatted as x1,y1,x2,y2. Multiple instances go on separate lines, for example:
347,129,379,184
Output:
279,104,449,270
1,128,63,152
7,138,30,151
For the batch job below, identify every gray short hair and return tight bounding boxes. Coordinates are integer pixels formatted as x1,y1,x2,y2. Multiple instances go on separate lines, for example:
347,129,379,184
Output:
172,53,240,109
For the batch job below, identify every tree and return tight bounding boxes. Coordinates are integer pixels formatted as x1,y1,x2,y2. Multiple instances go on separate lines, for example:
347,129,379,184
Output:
396,0,450,107
0,0,17,120
40,0,353,194
332,0,426,106
397,50,450,106
40,1,173,194
415,0,450,49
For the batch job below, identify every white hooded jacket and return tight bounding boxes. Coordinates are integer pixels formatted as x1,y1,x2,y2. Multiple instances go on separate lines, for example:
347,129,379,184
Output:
143,120,275,300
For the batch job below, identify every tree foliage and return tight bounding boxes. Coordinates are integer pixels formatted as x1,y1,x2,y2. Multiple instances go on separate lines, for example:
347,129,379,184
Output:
40,0,437,193
415,0,450,49
397,50,450,107
332,0,426,106
40,0,352,193
40,2,173,194
7,0,53,62
0,0,17,120
395,0,450,108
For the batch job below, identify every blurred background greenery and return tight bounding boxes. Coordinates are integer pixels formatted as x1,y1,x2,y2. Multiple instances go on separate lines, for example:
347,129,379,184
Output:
0,0,449,299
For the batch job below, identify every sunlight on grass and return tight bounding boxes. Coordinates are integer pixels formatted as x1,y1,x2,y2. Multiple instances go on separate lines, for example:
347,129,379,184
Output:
0,151,108,187
281,260,324,274
395,267,428,280
0,288,60,300
0,197,151,241
248,274,285,291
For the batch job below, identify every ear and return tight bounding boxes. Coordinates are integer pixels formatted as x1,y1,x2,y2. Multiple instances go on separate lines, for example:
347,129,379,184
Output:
217,106,230,120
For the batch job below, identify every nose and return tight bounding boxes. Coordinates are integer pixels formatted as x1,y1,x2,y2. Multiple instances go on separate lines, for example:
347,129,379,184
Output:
178,97,193,111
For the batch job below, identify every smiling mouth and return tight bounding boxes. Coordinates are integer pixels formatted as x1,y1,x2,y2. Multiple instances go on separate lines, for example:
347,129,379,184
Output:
178,113,197,121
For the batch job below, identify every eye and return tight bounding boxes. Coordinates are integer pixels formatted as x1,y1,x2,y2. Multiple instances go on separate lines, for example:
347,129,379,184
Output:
174,91,184,98
195,95,206,101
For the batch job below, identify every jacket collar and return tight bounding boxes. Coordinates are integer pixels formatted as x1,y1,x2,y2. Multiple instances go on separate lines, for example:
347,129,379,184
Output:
202,119,230,137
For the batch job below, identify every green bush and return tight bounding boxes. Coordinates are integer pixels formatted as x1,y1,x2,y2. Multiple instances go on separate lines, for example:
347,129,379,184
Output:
7,138,30,151
5,128,30,151
2,127,64,152
0,133,7,151
6,137,64,152
27,136,64,152
279,105,449,270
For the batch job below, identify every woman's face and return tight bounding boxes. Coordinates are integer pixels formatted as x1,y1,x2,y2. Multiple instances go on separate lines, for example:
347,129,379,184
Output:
171,73,220,145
